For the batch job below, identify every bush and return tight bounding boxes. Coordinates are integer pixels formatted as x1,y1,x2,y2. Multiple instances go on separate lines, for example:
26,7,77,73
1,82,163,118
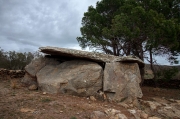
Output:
156,67,179,82
0,48,43,70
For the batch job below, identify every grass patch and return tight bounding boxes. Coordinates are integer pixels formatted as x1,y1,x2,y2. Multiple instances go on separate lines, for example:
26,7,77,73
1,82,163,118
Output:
10,80,19,89
41,98,51,103
70,117,77,119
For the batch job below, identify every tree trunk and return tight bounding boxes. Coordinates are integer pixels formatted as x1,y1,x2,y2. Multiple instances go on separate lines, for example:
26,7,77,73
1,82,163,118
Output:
139,44,145,86
149,48,158,87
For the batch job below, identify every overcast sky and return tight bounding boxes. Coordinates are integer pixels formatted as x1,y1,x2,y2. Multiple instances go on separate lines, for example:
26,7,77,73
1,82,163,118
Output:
0,0,98,52
0,0,179,65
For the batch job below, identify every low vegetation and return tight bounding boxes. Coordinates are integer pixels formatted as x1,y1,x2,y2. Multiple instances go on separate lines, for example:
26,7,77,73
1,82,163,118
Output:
0,48,42,70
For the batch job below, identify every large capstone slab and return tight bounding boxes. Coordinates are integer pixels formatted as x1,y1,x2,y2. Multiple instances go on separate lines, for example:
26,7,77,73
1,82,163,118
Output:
39,46,144,68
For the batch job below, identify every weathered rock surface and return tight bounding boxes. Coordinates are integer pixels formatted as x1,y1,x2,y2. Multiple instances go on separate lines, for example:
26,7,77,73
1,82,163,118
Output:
140,98,180,119
128,109,141,119
128,109,149,119
148,117,161,119
21,73,37,86
90,108,128,119
158,105,180,118
103,62,143,102
25,57,59,77
141,101,162,111
90,111,106,119
89,97,180,119
39,46,144,68
90,96,97,101
138,110,149,119
22,57,59,86
37,60,103,96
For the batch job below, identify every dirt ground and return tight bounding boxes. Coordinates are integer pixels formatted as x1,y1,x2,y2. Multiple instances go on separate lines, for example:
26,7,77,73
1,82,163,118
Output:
0,78,180,119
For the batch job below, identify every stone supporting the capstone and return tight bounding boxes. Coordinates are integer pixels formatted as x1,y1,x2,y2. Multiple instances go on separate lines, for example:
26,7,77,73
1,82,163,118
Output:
25,57,59,77
36,60,103,95
103,62,143,102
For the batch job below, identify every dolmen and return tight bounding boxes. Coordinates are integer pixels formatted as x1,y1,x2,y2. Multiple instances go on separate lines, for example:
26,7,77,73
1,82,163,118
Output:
22,46,144,104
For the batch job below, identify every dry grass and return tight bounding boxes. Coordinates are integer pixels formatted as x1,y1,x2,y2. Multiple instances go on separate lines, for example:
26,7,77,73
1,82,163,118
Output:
10,80,20,89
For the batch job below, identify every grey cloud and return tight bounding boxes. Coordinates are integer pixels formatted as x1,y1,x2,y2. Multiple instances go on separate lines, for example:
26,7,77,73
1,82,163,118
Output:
6,36,41,47
0,0,98,52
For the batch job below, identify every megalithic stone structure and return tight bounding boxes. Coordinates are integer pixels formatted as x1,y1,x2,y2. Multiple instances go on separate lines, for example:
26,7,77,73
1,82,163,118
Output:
22,46,144,103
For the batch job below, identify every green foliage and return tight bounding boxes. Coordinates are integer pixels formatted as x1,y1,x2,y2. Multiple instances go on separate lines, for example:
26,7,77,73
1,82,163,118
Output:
78,0,180,84
77,0,126,56
156,67,179,82
0,48,43,70
77,0,180,61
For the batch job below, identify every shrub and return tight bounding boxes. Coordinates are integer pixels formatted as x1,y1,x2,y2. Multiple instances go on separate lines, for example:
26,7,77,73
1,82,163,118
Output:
156,67,179,82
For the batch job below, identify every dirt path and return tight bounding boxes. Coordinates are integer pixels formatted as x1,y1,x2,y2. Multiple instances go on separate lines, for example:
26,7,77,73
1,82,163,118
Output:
0,79,134,119
142,86,180,100
0,79,180,119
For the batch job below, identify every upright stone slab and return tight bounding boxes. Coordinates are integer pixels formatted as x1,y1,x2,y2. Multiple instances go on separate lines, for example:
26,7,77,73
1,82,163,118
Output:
37,60,103,96
25,57,59,77
103,62,143,102
22,57,59,86
21,73,37,85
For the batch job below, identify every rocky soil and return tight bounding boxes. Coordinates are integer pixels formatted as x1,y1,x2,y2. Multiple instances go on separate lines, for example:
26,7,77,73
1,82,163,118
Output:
0,78,180,119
